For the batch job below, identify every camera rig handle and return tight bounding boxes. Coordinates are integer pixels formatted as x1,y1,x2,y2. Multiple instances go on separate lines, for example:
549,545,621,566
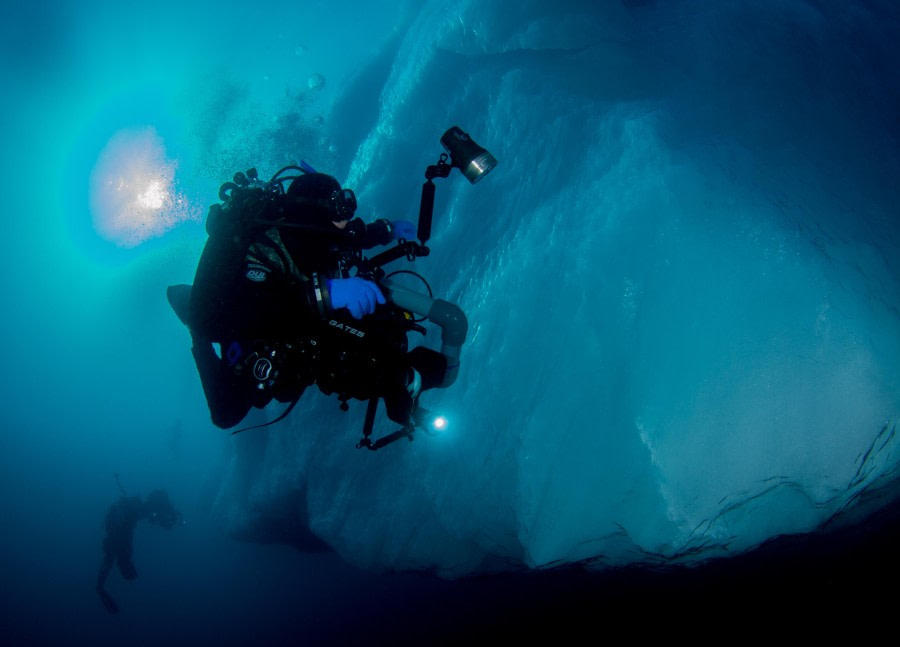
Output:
419,153,453,245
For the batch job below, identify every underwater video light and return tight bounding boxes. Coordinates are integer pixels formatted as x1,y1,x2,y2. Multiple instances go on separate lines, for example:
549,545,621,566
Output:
413,407,448,434
440,126,497,184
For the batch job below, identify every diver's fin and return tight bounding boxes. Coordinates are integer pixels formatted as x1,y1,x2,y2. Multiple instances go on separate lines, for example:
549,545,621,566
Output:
167,284,193,327
97,588,120,615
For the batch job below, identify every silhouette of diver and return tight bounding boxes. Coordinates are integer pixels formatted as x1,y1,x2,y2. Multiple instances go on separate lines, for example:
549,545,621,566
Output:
96,475,181,614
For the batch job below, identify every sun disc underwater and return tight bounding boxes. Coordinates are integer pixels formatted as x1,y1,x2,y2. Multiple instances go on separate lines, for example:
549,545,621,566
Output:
89,126,200,248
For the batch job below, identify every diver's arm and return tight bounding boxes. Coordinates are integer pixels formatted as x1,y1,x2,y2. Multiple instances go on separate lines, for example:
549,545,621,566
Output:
347,218,394,249
226,243,332,337
238,270,338,331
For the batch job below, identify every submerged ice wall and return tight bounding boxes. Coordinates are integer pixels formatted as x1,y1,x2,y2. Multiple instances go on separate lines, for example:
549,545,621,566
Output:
208,0,900,576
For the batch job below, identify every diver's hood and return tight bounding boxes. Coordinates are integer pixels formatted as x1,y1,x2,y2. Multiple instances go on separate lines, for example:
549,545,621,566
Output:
286,172,356,223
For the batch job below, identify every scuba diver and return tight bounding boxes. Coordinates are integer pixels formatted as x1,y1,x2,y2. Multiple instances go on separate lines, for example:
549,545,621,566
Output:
168,127,496,449
96,476,182,614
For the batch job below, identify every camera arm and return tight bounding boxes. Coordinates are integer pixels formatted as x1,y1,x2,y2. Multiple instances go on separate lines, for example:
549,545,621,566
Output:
352,130,491,450
419,154,453,245
354,153,452,275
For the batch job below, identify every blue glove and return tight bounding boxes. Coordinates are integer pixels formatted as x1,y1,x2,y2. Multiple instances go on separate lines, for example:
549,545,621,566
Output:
327,277,386,319
390,219,417,241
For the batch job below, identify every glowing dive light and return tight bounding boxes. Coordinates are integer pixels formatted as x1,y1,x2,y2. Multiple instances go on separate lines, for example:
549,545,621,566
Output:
414,407,448,434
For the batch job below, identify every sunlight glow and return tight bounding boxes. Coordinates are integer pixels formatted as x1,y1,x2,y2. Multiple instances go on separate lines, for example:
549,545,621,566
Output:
89,126,200,247
137,180,167,209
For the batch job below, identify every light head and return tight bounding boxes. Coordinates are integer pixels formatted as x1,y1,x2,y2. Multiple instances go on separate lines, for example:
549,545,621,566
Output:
413,407,449,435
440,126,497,184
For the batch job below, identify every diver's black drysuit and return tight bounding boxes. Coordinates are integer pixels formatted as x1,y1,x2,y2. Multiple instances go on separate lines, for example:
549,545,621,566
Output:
96,490,179,614
170,188,447,431
98,496,143,585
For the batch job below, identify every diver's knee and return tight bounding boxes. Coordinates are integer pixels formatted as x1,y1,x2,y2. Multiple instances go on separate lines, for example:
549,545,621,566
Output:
118,560,138,580
408,346,449,391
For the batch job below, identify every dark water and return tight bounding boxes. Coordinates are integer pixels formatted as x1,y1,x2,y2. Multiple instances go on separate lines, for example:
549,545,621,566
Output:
3,486,897,645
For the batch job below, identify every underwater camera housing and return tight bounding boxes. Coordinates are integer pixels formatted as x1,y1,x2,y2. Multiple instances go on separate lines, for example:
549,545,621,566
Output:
353,126,496,451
